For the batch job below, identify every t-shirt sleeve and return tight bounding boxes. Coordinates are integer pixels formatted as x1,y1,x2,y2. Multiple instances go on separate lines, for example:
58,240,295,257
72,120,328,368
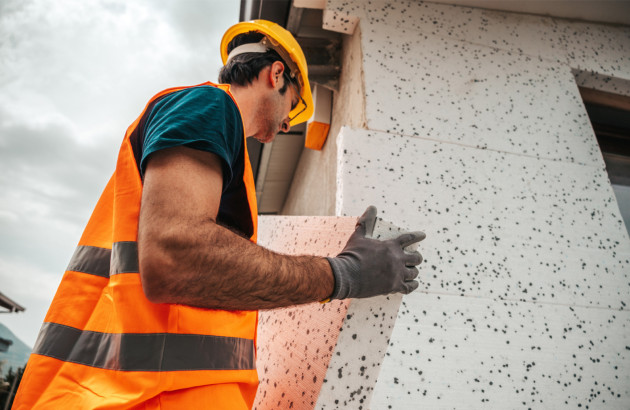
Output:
140,86,243,188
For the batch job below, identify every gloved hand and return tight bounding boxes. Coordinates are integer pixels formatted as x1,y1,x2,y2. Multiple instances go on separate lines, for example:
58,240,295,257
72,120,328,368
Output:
326,206,425,300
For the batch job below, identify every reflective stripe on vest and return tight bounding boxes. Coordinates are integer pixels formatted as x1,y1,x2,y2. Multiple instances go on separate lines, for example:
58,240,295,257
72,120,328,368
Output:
33,322,255,371
66,242,139,277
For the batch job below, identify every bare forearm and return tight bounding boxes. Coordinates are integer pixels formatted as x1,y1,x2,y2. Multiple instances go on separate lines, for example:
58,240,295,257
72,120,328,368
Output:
139,218,334,310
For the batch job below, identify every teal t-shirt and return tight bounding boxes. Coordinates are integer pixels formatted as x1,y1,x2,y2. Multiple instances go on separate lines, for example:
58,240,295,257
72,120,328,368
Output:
140,85,243,190
128,84,254,237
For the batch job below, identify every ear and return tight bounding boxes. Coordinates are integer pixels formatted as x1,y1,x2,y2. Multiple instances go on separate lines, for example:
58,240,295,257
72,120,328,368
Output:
268,61,286,90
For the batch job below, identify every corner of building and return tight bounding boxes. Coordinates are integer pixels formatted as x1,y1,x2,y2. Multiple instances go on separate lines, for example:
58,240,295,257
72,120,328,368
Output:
282,22,366,216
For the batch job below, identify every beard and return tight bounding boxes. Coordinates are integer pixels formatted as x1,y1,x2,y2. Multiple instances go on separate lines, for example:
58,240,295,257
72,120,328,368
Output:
252,90,287,144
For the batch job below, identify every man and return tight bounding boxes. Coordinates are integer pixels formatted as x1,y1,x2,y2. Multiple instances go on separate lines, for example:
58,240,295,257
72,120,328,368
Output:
13,20,424,409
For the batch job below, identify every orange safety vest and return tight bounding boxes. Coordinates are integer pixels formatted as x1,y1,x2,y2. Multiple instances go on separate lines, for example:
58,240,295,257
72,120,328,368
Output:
13,82,259,409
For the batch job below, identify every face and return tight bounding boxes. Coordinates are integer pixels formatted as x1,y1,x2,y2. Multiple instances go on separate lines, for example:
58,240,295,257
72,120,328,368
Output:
254,73,299,144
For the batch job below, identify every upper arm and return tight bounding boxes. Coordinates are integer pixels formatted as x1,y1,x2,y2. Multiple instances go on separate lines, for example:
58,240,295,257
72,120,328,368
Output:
140,145,224,223
138,146,224,299
135,86,244,302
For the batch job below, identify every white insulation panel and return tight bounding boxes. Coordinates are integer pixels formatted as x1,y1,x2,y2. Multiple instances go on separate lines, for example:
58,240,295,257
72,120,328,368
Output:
336,127,630,409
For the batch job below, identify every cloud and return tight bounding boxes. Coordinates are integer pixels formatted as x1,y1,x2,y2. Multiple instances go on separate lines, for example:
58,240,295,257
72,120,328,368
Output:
0,0,239,347
0,258,63,350
0,104,114,347
0,105,112,255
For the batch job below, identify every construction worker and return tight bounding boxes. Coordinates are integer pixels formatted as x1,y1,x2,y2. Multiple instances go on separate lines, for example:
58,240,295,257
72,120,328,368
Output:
13,20,425,409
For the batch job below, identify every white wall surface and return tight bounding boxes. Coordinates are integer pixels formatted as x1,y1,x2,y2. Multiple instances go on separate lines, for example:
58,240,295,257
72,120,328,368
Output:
318,0,630,408
337,127,630,408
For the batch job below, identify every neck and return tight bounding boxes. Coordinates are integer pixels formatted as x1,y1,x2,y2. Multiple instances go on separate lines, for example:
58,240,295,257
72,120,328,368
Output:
228,83,259,139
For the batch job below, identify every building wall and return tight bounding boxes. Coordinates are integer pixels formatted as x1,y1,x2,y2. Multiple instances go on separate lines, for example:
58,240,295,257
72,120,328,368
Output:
283,24,366,216
287,0,630,408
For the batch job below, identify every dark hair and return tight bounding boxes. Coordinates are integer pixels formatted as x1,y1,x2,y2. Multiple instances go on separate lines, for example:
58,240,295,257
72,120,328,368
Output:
218,31,295,95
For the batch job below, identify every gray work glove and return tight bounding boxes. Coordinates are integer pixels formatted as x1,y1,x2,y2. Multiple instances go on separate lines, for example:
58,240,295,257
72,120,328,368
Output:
326,206,425,300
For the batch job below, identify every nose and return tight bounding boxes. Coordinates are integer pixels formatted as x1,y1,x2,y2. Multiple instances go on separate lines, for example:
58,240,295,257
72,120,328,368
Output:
280,118,290,133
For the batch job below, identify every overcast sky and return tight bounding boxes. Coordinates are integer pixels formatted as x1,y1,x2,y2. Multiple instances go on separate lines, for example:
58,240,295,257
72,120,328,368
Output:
0,0,240,348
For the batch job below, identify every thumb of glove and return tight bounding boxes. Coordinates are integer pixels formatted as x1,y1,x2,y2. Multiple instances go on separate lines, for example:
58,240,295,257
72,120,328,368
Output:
354,205,378,239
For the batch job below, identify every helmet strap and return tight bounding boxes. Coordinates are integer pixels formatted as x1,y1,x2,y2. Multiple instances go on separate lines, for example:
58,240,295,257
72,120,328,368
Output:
226,40,269,63
226,36,302,93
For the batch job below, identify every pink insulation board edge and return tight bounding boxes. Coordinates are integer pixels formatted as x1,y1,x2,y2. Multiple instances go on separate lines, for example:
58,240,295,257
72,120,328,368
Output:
254,216,415,409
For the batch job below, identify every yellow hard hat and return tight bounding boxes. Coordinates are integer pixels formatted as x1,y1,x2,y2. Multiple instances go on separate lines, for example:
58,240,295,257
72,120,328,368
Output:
221,20,313,127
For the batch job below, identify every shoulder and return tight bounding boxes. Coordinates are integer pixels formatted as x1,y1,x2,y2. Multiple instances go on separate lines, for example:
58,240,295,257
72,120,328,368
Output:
160,85,236,111
149,85,241,126
145,84,244,132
